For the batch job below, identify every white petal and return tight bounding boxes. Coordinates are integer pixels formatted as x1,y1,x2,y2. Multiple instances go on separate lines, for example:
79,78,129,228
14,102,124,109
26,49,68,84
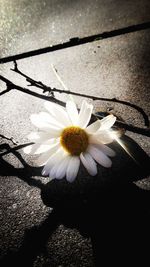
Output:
92,143,116,157
78,101,93,128
49,154,68,179
27,132,40,141
80,152,97,176
23,143,49,155
30,114,61,135
88,145,112,168
24,138,59,156
38,112,54,123
34,144,52,154
78,100,86,119
90,131,114,144
44,102,71,126
86,120,101,134
38,112,62,129
23,145,33,154
37,142,60,166
28,132,58,143
40,110,65,128
30,114,51,129
44,101,63,116
37,152,50,166
49,164,58,179
34,139,59,154
55,156,71,179
66,156,80,182
66,100,79,125
42,148,64,176
100,114,116,130
78,108,92,128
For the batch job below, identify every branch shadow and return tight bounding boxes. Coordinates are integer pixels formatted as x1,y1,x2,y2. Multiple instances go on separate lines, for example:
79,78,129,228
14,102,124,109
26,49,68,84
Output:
0,135,150,266
0,143,44,190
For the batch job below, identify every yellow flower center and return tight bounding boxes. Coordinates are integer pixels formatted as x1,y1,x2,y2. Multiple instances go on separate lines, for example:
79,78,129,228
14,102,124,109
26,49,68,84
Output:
60,126,89,156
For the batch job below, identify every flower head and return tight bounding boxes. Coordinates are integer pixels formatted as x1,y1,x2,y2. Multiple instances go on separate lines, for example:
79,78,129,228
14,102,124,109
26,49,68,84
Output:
24,99,116,182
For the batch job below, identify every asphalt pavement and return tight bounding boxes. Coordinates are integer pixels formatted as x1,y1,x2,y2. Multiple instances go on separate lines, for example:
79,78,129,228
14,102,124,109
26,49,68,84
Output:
0,1,150,266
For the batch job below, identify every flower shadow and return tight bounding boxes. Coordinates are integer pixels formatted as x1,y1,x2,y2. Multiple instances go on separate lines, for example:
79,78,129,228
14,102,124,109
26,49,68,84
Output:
0,135,150,266
41,135,150,207
41,134,150,265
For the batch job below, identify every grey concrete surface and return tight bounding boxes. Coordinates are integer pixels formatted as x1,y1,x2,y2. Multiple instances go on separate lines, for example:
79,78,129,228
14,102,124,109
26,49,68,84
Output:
1,0,150,57
0,0,150,266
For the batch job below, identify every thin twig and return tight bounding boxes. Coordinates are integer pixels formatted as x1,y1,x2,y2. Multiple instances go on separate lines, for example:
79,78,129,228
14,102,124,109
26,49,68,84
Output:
0,87,12,96
0,74,65,106
0,74,149,137
51,64,69,91
11,60,53,94
51,87,149,127
10,61,149,127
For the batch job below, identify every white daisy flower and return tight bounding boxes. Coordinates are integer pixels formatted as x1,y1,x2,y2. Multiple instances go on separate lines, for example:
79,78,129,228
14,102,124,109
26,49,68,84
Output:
24,99,116,182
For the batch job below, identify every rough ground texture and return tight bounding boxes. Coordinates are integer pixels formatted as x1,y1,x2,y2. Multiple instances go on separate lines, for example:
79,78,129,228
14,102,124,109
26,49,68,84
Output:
0,0,150,266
